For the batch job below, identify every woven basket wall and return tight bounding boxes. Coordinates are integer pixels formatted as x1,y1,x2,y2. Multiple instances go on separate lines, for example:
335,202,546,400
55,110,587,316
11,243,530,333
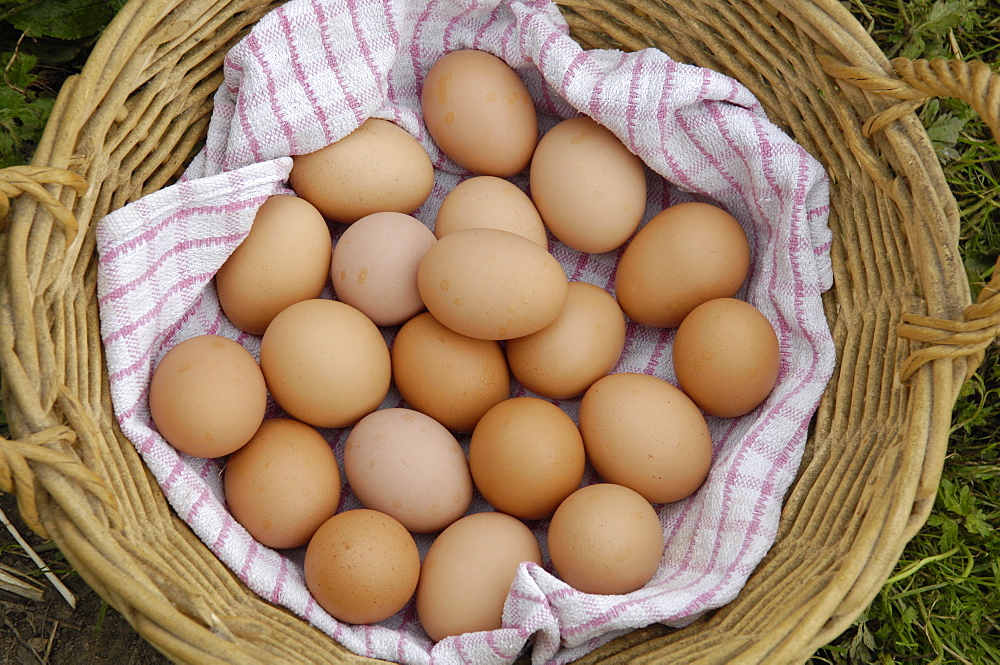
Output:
2,0,998,663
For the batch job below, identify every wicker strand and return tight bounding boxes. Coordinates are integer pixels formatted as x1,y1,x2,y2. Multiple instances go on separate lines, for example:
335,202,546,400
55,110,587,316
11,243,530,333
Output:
890,58,1000,142
819,56,1000,140
822,56,1000,382
0,425,120,540
896,256,1000,382
0,166,88,238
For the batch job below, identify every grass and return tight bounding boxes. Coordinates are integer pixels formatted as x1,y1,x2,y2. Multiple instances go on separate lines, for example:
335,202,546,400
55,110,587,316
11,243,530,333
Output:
0,1,998,663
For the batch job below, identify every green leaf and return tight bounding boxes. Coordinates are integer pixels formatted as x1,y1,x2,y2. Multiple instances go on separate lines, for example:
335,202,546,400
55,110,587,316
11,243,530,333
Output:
926,113,966,162
926,114,966,145
8,0,118,41
0,84,52,167
23,39,85,65
901,35,928,60
938,514,960,549
848,620,877,662
921,0,974,35
963,511,993,538
940,477,960,514
0,50,37,90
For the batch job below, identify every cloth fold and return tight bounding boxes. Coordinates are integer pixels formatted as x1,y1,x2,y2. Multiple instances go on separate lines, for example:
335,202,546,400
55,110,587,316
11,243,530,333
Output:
95,1,836,663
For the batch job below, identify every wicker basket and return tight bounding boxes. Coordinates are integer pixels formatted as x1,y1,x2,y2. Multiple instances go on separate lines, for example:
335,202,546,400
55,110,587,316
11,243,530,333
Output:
2,0,998,662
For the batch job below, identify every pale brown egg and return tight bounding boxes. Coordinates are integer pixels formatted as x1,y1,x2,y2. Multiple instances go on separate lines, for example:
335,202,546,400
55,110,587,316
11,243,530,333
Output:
434,176,548,248
421,50,538,177
259,299,390,428
330,212,437,327
416,228,568,340
529,116,646,254
415,512,542,641
547,483,663,595
148,334,266,458
579,373,713,504
469,397,585,520
343,408,473,533
615,202,750,328
672,297,780,418
289,118,434,223
391,312,510,433
505,281,626,399
215,195,333,335
224,418,341,549
304,509,420,625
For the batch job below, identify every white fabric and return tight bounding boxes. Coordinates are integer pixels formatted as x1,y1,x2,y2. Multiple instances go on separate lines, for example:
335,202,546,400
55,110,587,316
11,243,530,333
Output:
95,1,836,663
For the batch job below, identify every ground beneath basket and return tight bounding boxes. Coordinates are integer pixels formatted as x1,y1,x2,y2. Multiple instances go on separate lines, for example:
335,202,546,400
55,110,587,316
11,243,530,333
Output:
0,492,170,665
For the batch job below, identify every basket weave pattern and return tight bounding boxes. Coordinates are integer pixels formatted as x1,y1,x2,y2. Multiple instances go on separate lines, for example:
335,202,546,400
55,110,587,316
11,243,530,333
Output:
1,0,997,663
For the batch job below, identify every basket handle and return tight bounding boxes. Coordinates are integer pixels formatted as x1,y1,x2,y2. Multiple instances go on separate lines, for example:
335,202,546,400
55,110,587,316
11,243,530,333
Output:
822,56,1000,382
0,165,89,238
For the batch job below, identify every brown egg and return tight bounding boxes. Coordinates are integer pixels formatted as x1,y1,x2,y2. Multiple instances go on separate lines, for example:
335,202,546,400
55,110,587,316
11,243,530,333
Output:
343,408,473,533
259,299,391,428
289,118,434,223
421,50,538,177
416,512,542,641
304,509,420,625
505,281,626,399
615,202,750,328
148,334,266,458
391,312,510,433
215,195,333,335
417,228,568,340
547,483,664,595
672,297,780,418
330,212,437,327
224,418,341,549
469,397,585,520
579,373,713,504
434,176,548,248
529,116,646,254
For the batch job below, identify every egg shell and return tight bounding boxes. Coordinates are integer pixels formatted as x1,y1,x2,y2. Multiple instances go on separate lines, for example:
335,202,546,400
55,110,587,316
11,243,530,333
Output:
615,202,751,329
391,312,510,433
148,334,266,458
215,195,333,336
421,49,538,177
259,299,391,429
331,212,437,327
579,373,713,504
672,297,780,418
434,176,548,248
547,483,664,595
469,397,585,520
223,418,341,550
505,281,626,399
304,509,420,625
415,512,542,642
343,408,473,533
289,118,434,223
416,227,568,341
529,116,647,254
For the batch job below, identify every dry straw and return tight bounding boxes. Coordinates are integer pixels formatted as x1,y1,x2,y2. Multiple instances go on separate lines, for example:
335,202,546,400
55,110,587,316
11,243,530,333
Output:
1,0,998,662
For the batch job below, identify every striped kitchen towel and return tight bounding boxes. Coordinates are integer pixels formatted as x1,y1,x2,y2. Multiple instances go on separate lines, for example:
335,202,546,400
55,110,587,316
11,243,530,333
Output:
95,0,836,663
